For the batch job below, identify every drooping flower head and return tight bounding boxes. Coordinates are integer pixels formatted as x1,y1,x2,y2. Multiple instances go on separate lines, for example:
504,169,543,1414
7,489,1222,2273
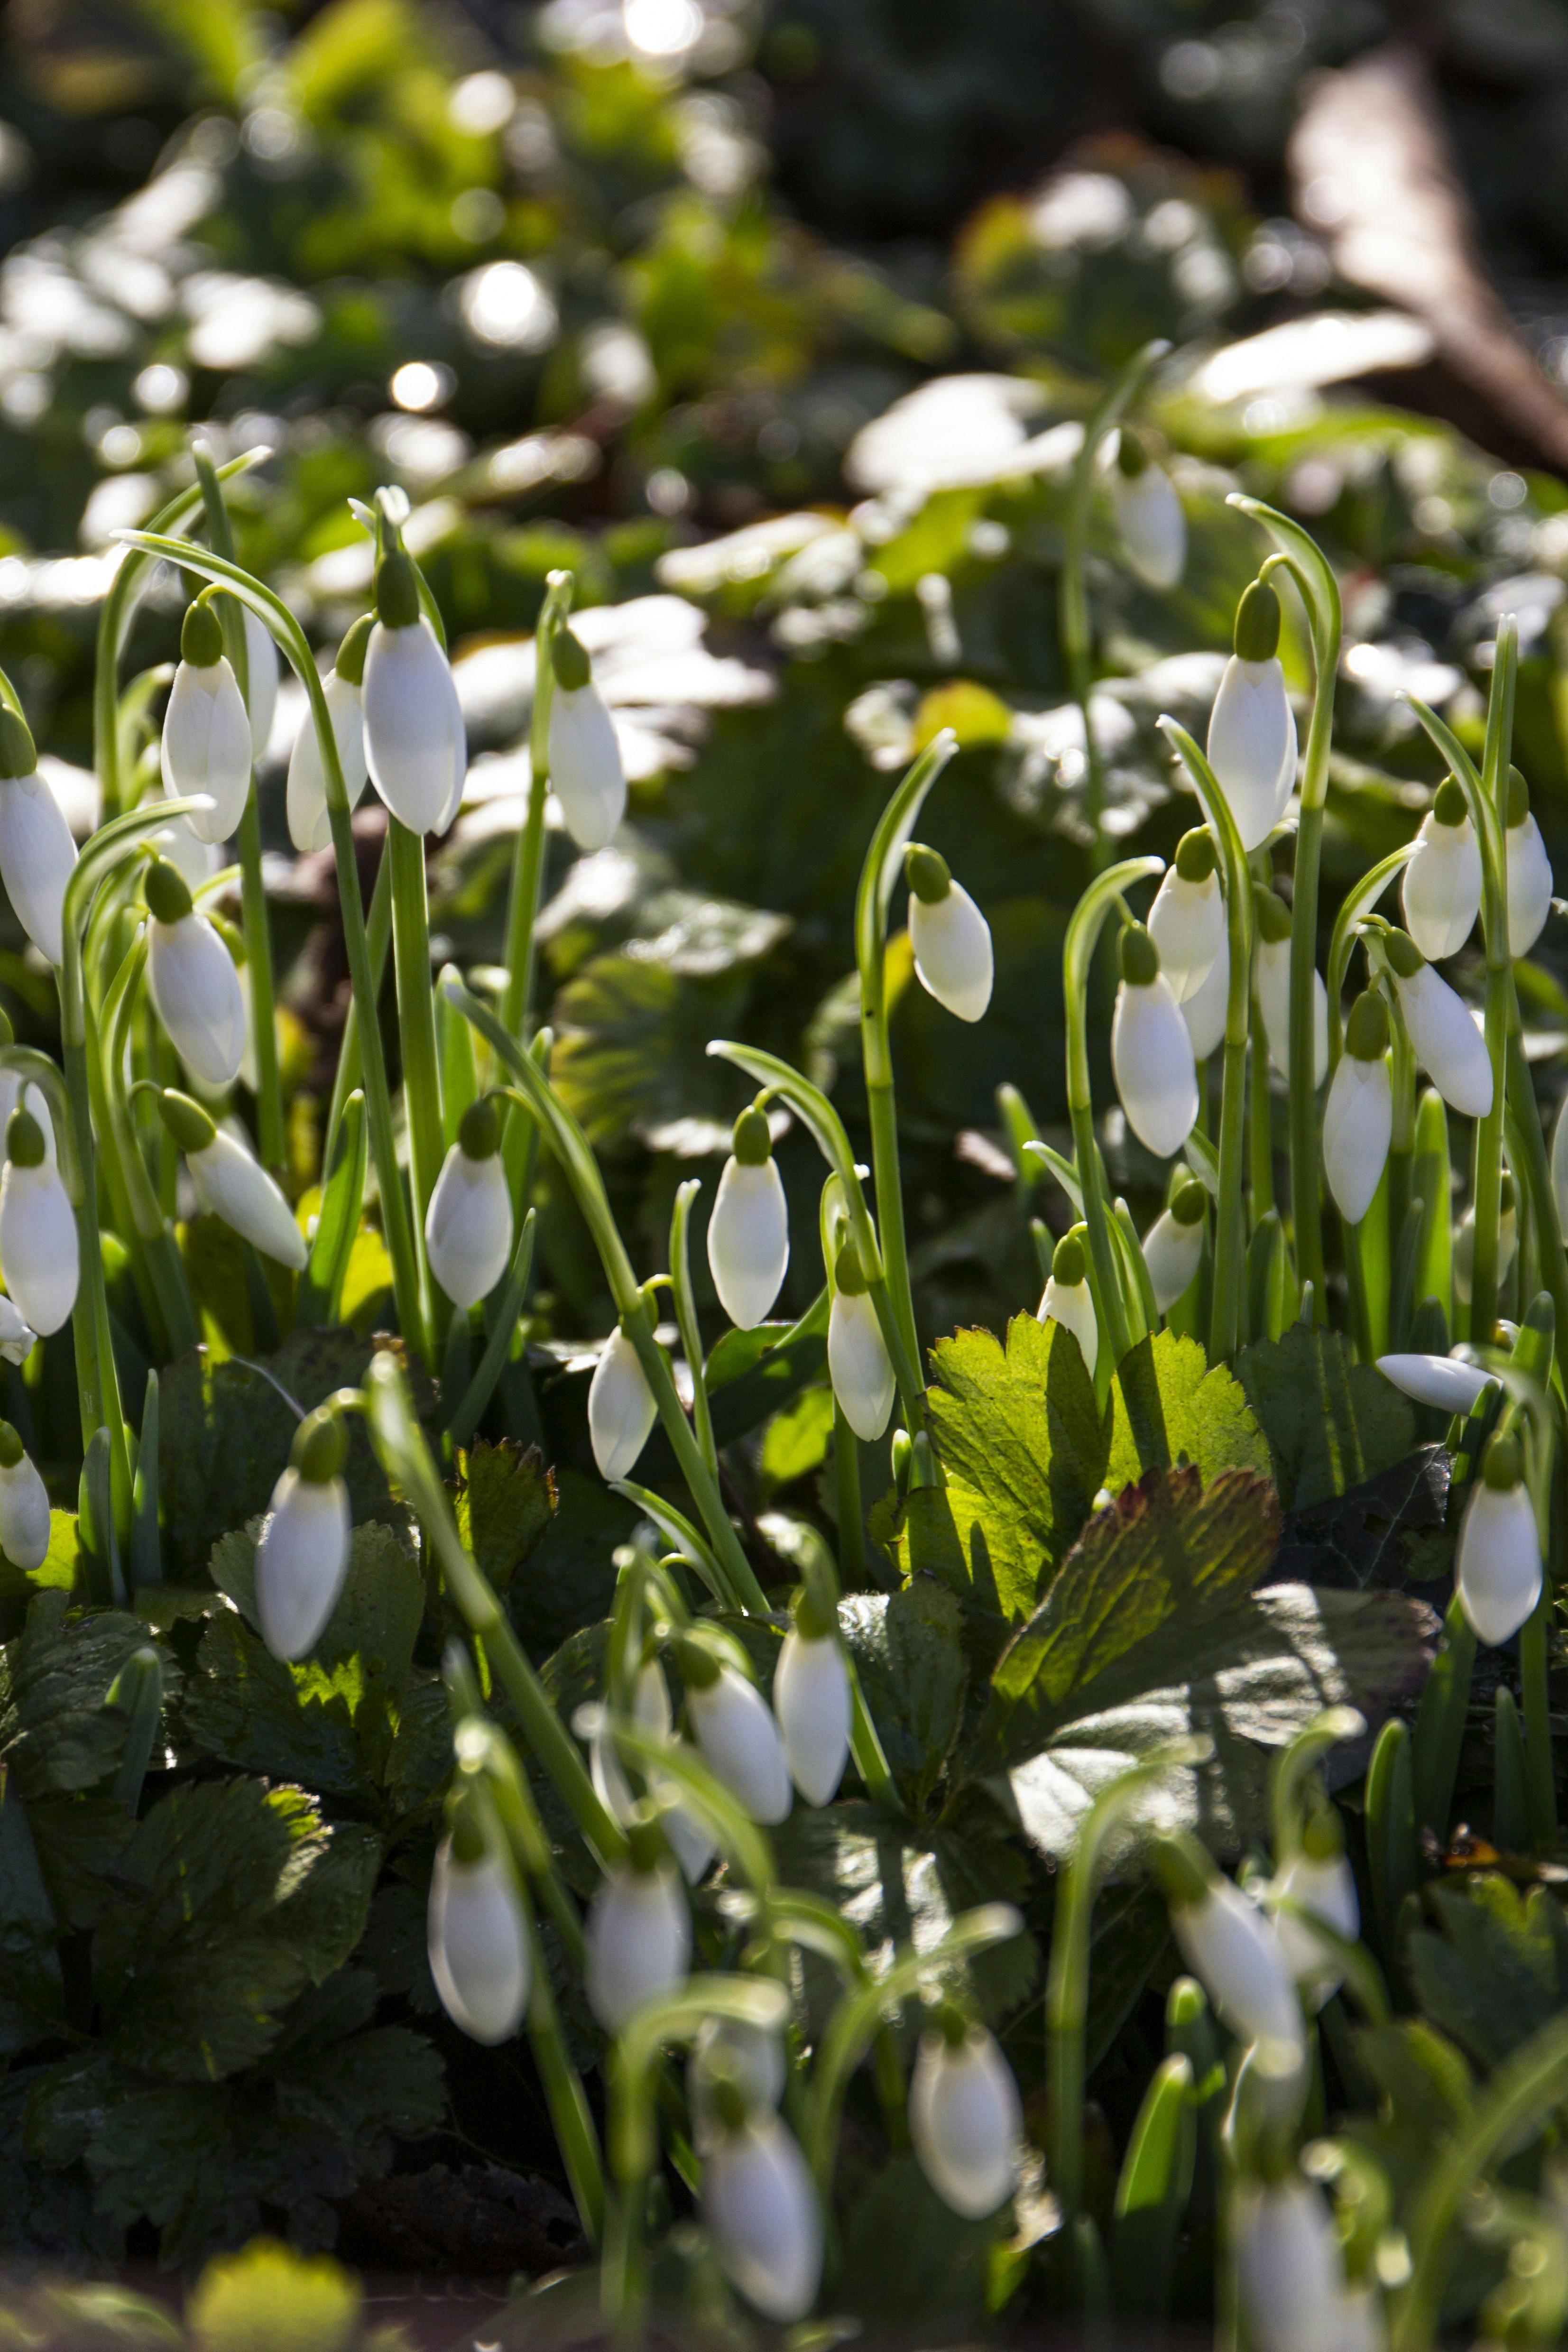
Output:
904,841,994,1023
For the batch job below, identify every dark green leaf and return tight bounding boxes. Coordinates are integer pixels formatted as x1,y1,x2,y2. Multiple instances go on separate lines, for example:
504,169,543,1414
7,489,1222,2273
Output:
0,1594,173,1801
1236,1324,1417,1510
455,1439,555,1597
839,1582,967,1811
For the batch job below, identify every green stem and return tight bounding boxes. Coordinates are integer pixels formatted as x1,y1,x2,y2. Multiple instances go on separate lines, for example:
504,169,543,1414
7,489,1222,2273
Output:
667,1180,716,1475
388,817,445,1347
502,572,572,1042
323,841,392,1179
100,933,199,1357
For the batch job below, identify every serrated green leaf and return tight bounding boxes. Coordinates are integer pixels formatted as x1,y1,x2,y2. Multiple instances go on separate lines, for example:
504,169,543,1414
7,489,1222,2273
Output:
507,1468,637,1657
0,1594,173,1800
1408,1877,1568,2073
1106,1330,1270,1493
839,1583,967,1811
455,1439,554,1597
1236,1323,1417,1510
759,1382,836,1495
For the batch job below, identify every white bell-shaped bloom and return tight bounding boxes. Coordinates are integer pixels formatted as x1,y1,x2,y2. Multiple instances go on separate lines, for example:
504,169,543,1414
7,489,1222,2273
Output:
0,1293,37,1366
1389,941,1493,1118
185,1122,307,1269
241,607,278,760
1112,444,1186,590
1148,832,1223,1004
1181,927,1229,1062
161,601,253,844
1375,1352,1492,1416
0,1072,52,1169
549,686,625,850
588,1323,659,1482
0,1112,77,1337
585,1666,717,1883
1505,769,1553,958
1207,583,1298,852
0,1424,50,1570
428,1835,530,2046
253,1409,352,1661
702,2112,822,2323
773,1616,850,1807
827,1246,895,1440
1112,926,1198,1157
145,859,245,1089
1234,2176,1349,2352
909,2019,1022,2219
286,670,368,854
0,711,76,969
905,845,993,1023
1453,1184,1518,1307
362,552,466,834
708,1112,789,1329
1253,905,1328,1088
1456,1438,1540,1646
683,1651,792,1826
425,1099,513,1309
1144,1181,1206,1314
1038,1231,1098,1374
1272,1845,1359,2009
1323,992,1391,1226
1402,782,1480,961
585,1845,691,2032
1158,1844,1304,2057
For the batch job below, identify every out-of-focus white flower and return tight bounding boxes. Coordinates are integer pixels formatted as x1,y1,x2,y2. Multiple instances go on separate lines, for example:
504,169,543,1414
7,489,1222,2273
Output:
286,616,370,853
773,1602,850,1808
1234,2174,1351,2352
702,2105,822,2323
1181,928,1230,1061
585,1828,691,2032
1154,1837,1304,2059
678,1637,792,1826
1111,433,1186,591
909,2012,1022,2219
1254,890,1328,1087
428,1818,529,2046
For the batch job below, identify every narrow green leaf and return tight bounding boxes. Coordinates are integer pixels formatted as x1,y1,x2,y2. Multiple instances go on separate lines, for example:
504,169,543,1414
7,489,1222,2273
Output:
296,1089,368,1328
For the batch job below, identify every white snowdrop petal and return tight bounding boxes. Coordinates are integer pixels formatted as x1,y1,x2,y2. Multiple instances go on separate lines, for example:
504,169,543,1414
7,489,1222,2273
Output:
161,658,253,843
0,1161,78,1336
1456,1477,1541,1647
1394,965,1493,1118
1207,656,1296,852
286,671,367,854
1112,976,1199,1157
1271,1851,1359,2004
773,1631,851,1807
189,1130,307,1268
0,1451,51,1571
549,682,627,851
1234,2177,1348,2352
1113,464,1186,591
425,1144,513,1309
1402,813,1481,962
363,617,466,834
703,2116,822,2323
428,1843,530,2046
909,882,994,1022
1148,867,1223,1003
0,772,77,967
1375,1352,1490,1415
1255,937,1328,1088
1171,1875,1303,2053
707,1156,790,1329
827,1287,895,1441
0,1079,53,1169
909,2030,1022,2219
1181,929,1229,1061
254,1468,351,1660
242,608,279,760
148,913,246,1088
692,2018,788,2140
1323,1051,1392,1225
1143,1208,1204,1315
688,1664,793,1825
1039,1275,1098,1374
1507,814,1553,957
585,1863,691,2032
588,1325,659,1482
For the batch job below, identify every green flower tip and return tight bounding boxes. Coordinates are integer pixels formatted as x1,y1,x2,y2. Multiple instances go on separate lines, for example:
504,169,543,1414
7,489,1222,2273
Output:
0,1006,13,1049
1300,1791,1346,1863
0,706,37,780
180,598,225,669
792,1583,837,1641
292,1404,347,1485
1165,1974,1208,2030
1151,1833,1213,1909
673,1628,722,1691
144,857,194,926
1119,922,1160,986
834,1238,868,1296
156,1088,217,1155
0,1420,24,1470
931,1998,970,2048
1174,827,1217,884
1508,766,1530,828
1051,1231,1086,1286
550,625,591,693
732,1105,772,1165
459,1095,502,1161
5,1107,45,1169
335,613,374,688
374,547,421,631
1233,578,1281,664
1501,1170,1516,1216
1171,1179,1207,1227
1345,989,1390,1061
1115,427,1150,480
1433,778,1468,829
626,1809,671,1874
1384,928,1424,979
1483,1431,1523,1492
904,842,952,904
447,1786,489,1866
1254,887,1292,945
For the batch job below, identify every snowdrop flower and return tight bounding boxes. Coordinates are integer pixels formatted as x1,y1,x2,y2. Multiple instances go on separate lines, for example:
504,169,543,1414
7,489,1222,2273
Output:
691,2018,788,2144
1386,930,1493,1118
1271,1794,1359,2008
160,597,252,844
144,857,245,1089
1453,1173,1517,1306
588,1321,659,1482
585,1665,719,1885
1112,923,1199,1157
701,2080,822,2322
585,1817,691,2032
904,841,993,1022
0,1022,52,1171
1144,1179,1207,1314
362,547,466,833
548,623,626,851
0,1418,50,1570
1181,927,1230,1062
828,1239,895,1441
1402,778,1480,961
1505,767,1553,957
1207,579,1298,852
1148,828,1224,1004
1254,889,1328,1087
286,614,371,853
426,1096,512,1309
1111,429,1185,591
155,1089,305,1269
240,607,278,760
910,2007,1023,2220
1323,991,1392,1225
676,1633,792,1825
0,1294,36,1367
1234,2173,1350,2352
0,1103,77,1336
707,1107,788,1329
428,1800,530,2046
1375,1352,1492,1416
1038,1230,1098,1374
0,706,76,968
1153,1837,1304,2058
773,1590,850,1807
1456,1430,1540,1646
253,1406,352,1660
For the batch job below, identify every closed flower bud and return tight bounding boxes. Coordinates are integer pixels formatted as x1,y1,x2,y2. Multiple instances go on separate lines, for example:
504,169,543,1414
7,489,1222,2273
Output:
1144,1180,1207,1314
1453,1174,1517,1306
1181,928,1230,1061
0,1418,50,1570
1505,767,1553,957
286,620,370,852
1254,890,1328,1087
1112,432,1186,590
144,858,245,1088
1402,778,1480,961
1038,1230,1098,1373
1456,1432,1540,1645
1271,1795,1358,2007
773,1598,850,1807
588,1322,659,1482
0,707,76,968
1375,1351,1492,1415
362,551,466,834
827,1240,895,1440
1386,930,1493,1118
156,1089,306,1268
1148,829,1223,1003
905,843,994,1023
0,1106,77,1336
1207,582,1298,852
161,599,253,844
1323,991,1391,1225
1153,1836,1304,2056
677,1634,792,1825
707,1108,789,1329
585,1820,691,2031
702,2099,822,2322
548,626,626,851
1234,2175,1349,2352
426,1096,512,1309
428,1806,530,2046
254,1406,352,1660
1112,924,1199,1157
910,2008,1022,2219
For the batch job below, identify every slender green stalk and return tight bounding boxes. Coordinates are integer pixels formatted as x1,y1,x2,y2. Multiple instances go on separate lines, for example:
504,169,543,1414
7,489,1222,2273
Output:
667,1179,716,1473
502,570,573,1040
388,815,445,1347
1505,1031,1568,1345
833,1401,865,1584
100,932,199,1357
323,844,392,1180
1268,1706,1365,1862
1326,845,1417,1063
1412,1592,1476,1847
